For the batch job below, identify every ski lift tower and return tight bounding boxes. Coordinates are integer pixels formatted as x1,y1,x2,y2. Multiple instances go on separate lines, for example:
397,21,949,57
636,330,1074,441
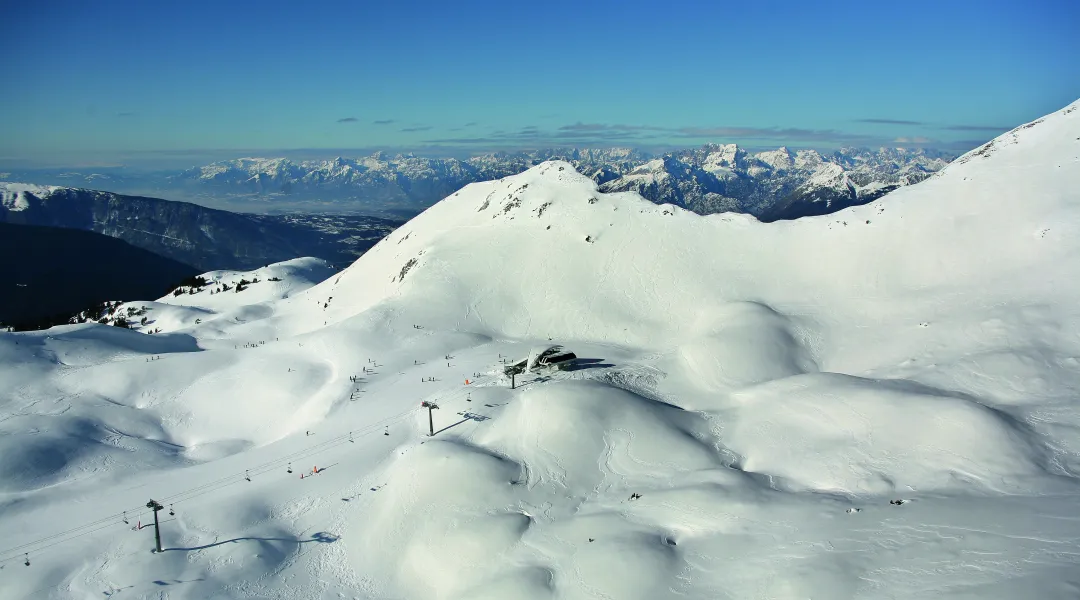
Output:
503,361,526,389
146,499,164,553
421,400,440,436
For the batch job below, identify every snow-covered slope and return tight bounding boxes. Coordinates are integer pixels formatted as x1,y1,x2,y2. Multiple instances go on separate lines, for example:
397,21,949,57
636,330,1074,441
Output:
305,107,1075,360
1,100,1078,600
72,257,335,335
0,183,59,211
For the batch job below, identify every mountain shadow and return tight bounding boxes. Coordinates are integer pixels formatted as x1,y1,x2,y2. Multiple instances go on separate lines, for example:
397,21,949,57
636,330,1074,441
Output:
0,222,200,330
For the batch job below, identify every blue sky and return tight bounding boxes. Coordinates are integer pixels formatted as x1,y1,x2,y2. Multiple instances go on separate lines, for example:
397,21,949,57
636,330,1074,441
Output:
2,0,1078,168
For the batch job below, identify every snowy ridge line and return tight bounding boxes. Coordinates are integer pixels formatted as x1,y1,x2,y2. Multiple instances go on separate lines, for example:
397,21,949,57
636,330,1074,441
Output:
0,405,416,565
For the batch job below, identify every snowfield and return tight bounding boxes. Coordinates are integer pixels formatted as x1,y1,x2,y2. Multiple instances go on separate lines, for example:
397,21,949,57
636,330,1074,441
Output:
1,100,1080,599
0,183,58,212
83,258,338,337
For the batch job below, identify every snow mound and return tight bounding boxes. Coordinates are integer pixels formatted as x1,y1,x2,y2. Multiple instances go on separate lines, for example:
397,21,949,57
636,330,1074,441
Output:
726,373,1048,494
352,377,725,600
479,380,721,491
0,412,187,494
353,440,526,599
675,301,818,395
566,528,683,600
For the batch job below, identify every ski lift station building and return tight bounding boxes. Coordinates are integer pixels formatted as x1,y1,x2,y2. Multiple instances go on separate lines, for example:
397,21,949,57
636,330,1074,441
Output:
526,345,577,372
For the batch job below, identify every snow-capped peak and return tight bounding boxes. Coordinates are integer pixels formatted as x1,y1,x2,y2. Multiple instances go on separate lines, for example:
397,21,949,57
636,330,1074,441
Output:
754,146,796,171
0,182,57,211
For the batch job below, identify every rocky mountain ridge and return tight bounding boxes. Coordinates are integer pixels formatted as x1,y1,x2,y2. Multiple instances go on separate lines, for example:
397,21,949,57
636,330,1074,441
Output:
0,184,401,271
4,145,951,220
170,145,949,220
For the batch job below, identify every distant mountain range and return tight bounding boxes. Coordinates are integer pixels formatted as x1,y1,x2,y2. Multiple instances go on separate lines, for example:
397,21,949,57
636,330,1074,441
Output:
1,145,952,220
597,145,949,221
0,183,402,271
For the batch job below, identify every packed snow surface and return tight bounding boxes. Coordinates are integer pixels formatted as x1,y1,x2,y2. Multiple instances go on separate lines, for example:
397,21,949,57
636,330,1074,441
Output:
2,100,1080,599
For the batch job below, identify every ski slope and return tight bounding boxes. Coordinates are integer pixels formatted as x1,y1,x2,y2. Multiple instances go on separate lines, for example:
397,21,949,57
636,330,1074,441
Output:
1,100,1079,599
78,257,335,337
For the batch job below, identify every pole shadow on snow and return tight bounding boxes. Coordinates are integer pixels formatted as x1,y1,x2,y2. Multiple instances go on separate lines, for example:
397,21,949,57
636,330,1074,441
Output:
165,532,340,552
433,419,470,435
433,412,491,435
152,578,205,586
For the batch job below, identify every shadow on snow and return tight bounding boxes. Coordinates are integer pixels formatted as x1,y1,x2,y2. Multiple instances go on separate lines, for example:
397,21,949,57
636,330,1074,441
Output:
165,531,339,552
